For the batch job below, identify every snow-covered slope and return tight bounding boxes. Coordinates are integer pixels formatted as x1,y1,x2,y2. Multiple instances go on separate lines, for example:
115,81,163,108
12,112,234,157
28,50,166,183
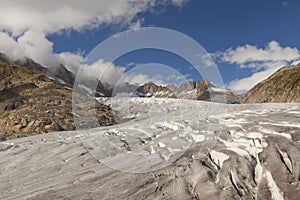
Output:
1,98,300,199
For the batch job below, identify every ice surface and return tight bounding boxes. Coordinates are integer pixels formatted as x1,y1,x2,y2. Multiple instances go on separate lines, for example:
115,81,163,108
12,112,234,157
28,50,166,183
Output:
1,98,300,199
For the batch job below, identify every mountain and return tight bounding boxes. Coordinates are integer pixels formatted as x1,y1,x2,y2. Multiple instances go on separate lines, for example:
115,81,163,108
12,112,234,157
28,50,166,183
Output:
197,88,242,103
1,52,240,106
239,64,300,103
0,52,114,97
135,82,177,98
0,57,114,141
0,52,10,63
16,58,75,87
1,53,76,88
132,79,241,103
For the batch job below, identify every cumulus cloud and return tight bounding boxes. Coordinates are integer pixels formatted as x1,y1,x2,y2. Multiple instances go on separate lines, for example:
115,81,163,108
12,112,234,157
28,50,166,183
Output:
58,52,83,73
114,65,188,87
215,41,300,93
0,30,83,71
120,73,165,86
0,0,188,84
0,0,188,36
81,60,126,87
220,41,300,66
228,61,287,92
199,54,215,68
81,60,188,89
0,32,21,59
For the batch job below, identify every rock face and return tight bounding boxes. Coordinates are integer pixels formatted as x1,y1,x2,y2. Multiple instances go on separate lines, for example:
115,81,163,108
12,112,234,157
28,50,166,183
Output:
179,78,213,92
198,90,241,103
239,64,300,103
136,82,177,98
0,58,114,141
0,99,299,199
134,79,241,103
2,54,76,88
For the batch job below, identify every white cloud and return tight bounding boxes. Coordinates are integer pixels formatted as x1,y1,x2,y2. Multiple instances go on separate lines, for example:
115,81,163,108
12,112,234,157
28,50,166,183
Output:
81,60,183,89
81,60,168,89
199,54,215,68
0,32,21,59
59,52,83,73
82,59,126,87
120,73,166,86
0,30,83,71
291,60,300,66
113,64,189,87
129,18,144,30
0,0,188,36
220,41,300,66
215,41,300,93
117,70,187,86
228,61,287,93
17,31,60,67
171,0,189,7
0,0,188,85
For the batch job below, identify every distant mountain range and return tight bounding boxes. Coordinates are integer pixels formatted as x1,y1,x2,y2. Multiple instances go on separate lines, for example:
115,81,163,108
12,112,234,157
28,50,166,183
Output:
114,79,241,104
0,52,241,103
239,63,300,103
2,52,300,105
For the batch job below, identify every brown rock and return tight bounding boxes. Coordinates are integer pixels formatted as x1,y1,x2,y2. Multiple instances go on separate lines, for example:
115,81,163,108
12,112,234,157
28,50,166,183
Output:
239,64,300,103
21,118,28,127
0,56,114,141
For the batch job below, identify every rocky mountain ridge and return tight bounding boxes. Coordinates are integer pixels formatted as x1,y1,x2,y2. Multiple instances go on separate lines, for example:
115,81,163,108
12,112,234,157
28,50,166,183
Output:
239,63,300,103
0,57,114,141
0,53,75,88
114,79,241,103
1,52,241,103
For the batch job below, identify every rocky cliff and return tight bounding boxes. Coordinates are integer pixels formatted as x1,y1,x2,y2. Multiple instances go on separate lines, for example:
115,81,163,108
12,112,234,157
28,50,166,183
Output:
0,58,114,141
239,64,300,103
134,79,241,103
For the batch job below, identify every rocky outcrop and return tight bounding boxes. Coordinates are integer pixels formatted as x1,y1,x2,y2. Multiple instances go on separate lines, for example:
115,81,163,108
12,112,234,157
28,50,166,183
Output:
136,82,177,98
239,64,300,103
134,79,241,103
198,90,241,103
179,78,213,92
0,59,114,141
2,55,76,88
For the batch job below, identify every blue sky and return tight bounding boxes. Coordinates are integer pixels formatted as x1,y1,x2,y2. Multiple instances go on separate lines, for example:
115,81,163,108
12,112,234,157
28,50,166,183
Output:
1,0,300,94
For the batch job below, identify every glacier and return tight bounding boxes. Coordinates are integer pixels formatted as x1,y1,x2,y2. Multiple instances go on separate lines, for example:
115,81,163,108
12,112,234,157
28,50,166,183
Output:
0,98,300,199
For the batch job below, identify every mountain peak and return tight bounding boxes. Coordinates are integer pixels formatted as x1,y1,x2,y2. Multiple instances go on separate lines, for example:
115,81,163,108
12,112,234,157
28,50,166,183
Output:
239,63,300,103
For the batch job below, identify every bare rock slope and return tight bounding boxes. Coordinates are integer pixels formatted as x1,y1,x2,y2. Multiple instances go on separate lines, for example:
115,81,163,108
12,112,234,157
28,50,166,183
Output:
239,64,300,103
0,58,114,141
